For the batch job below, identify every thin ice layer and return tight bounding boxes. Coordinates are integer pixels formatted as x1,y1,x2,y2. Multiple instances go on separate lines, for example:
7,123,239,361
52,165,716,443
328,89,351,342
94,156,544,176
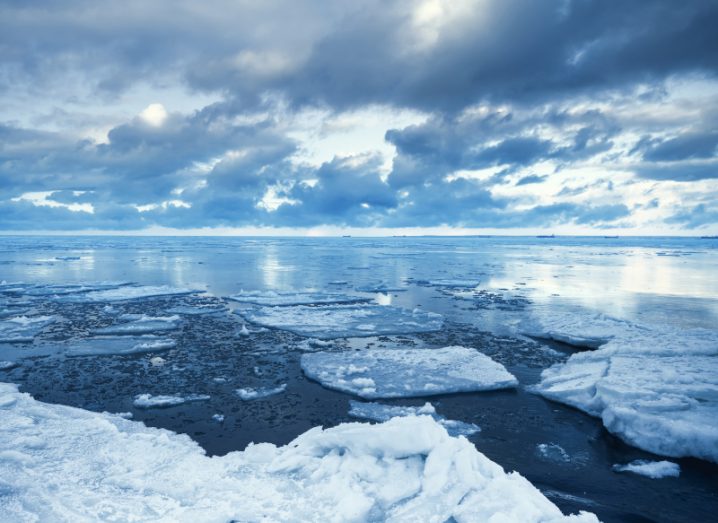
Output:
0,383,597,522
65,336,177,356
59,285,196,302
237,304,443,339
0,316,55,343
349,400,480,437
92,315,181,335
227,290,368,306
133,393,211,408
167,305,227,315
533,309,718,463
301,346,518,398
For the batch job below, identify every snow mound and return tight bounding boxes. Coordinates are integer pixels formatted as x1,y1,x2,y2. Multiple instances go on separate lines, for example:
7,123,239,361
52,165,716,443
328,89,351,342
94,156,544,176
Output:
59,285,196,302
349,400,480,437
236,384,287,400
228,290,368,306
66,336,177,356
0,315,55,343
133,393,211,408
238,304,443,339
92,314,181,335
533,308,718,462
612,459,680,479
0,382,597,522
301,346,518,398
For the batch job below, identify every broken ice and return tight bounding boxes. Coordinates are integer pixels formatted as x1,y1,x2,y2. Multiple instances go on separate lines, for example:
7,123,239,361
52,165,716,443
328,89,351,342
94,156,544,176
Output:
65,336,177,357
612,459,680,479
228,290,368,306
92,314,181,335
133,393,211,408
0,315,55,343
236,384,287,400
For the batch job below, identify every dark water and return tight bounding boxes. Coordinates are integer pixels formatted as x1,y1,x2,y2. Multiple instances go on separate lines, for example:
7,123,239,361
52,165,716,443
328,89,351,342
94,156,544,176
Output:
1,235,718,521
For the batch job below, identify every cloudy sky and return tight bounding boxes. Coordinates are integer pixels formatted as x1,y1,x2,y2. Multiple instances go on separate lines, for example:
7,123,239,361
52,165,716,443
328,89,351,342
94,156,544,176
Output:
1,0,717,235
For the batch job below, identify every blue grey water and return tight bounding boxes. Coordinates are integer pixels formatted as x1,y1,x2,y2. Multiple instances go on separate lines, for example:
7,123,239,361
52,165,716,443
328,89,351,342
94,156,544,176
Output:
1,235,717,522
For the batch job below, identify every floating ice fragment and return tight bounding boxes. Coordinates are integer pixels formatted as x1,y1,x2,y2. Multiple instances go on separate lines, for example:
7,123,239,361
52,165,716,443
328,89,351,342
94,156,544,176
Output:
60,285,196,303
0,361,19,370
302,346,518,398
167,305,227,315
0,315,55,343
0,382,598,522
92,315,181,335
236,384,287,400
426,279,480,288
239,324,250,336
238,304,443,339
228,290,368,306
150,356,166,366
133,393,211,408
66,336,176,356
354,283,407,293
349,400,480,437
212,413,225,422
612,459,680,479
536,443,571,463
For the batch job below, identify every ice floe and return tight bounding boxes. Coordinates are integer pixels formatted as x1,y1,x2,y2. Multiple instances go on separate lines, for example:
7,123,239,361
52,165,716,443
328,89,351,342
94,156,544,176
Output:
0,382,597,522
237,304,443,339
166,305,227,315
348,400,480,437
92,314,181,335
354,283,407,293
425,279,480,288
532,308,718,462
59,284,196,302
236,384,287,400
228,290,368,306
65,336,177,357
0,361,19,370
301,346,518,398
133,393,211,408
612,459,680,479
0,315,55,343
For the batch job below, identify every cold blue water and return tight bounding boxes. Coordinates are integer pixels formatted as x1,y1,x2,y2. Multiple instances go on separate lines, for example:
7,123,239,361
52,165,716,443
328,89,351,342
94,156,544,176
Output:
1,235,717,522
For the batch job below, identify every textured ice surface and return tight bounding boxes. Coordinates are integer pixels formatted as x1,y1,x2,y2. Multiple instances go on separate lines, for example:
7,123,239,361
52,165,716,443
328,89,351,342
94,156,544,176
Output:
426,279,480,288
92,314,181,335
16,282,131,297
59,285,196,302
228,290,368,306
167,305,227,315
348,400,480,437
133,393,211,408
520,311,629,348
0,383,597,522
612,460,680,479
354,283,407,293
0,315,55,343
536,443,572,464
65,336,177,356
236,384,287,400
301,346,518,398
533,309,718,462
238,304,443,339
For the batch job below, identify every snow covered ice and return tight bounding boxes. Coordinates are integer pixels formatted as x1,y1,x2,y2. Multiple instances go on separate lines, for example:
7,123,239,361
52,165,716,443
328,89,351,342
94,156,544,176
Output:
612,460,680,479
301,346,518,398
237,304,444,339
91,314,181,335
0,383,597,522
0,315,55,343
133,393,211,408
236,384,287,400
228,290,369,306
348,400,481,437
533,308,718,463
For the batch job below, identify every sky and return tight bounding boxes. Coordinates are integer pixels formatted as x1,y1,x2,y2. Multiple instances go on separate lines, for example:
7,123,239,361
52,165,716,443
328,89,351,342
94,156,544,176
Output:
1,0,717,235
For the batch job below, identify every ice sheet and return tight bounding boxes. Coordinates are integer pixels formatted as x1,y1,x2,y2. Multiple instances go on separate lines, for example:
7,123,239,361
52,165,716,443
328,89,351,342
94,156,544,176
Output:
348,400,480,437
0,315,55,343
301,346,518,398
0,382,597,522
227,290,368,306
92,314,181,335
237,304,443,339
59,285,196,302
65,336,177,356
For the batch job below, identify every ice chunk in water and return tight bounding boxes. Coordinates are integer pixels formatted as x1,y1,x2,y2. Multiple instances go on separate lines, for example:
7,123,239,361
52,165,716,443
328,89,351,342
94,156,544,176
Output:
227,290,368,306
0,383,598,522
236,384,287,400
348,400,480,437
0,315,55,343
92,315,181,335
133,393,211,408
59,285,196,302
65,336,176,356
520,310,627,348
237,304,443,339
426,279,480,288
301,346,518,398
166,305,227,315
354,282,407,293
612,459,680,479
0,361,19,370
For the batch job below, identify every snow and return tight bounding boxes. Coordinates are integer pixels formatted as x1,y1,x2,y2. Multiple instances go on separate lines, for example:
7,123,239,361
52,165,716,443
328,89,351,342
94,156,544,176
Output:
533,308,718,463
65,336,177,356
238,304,444,339
92,314,181,335
612,459,680,479
236,384,287,400
349,400,480,437
133,393,211,408
0,315,55,343
301,346,518,399
228,290,368,306
59,285,196,302
0,382,597,522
